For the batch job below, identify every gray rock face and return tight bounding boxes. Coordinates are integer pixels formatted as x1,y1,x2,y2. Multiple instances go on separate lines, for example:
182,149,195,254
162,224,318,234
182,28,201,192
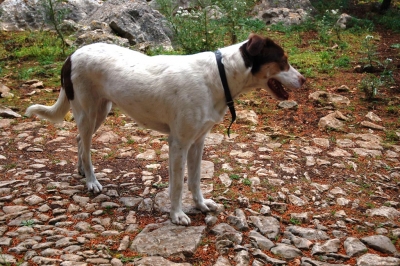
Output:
130,221,205,257
80,0,171,46
0,0,101,31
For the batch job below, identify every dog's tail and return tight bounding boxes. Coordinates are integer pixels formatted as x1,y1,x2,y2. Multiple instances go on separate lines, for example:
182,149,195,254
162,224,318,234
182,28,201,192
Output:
25,56,73,124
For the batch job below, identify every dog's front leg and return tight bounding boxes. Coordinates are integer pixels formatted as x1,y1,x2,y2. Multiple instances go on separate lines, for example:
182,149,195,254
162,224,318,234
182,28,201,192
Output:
187,136,218,213
168,136,191,225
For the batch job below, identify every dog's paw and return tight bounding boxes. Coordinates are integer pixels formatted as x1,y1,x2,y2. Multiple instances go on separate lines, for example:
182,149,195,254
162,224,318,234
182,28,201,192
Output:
196,199,218,213
87,180,103,193
170,211,191,226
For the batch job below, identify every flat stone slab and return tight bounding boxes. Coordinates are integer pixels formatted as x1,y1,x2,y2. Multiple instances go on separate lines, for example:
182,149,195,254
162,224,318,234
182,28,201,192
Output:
130,221,206,257
154,183,213,214
135,256,192,266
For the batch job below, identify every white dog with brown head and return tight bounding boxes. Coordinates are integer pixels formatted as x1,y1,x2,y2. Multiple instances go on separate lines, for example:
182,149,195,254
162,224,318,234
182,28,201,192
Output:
26,34,305,225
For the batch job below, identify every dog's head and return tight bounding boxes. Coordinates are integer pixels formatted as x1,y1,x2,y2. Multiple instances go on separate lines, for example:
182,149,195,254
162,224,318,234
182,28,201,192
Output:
240,34,306,100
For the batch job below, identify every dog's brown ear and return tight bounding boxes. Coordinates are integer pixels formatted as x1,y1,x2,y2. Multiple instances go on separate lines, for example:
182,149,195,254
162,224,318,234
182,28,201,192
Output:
246,34,266,56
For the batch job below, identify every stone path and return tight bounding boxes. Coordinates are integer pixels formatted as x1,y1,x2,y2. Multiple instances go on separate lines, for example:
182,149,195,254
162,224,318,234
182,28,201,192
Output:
0,107,399,265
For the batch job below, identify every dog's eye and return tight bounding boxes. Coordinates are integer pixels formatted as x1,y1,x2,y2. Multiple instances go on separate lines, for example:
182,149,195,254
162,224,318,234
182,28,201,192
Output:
279,59,289,71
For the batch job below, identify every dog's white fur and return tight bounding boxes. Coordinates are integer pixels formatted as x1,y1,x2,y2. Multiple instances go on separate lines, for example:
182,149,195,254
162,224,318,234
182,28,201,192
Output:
26,35,305,225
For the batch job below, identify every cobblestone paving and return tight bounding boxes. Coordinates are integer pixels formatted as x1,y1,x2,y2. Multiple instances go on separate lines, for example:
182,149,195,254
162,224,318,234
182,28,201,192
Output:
0,109,399,265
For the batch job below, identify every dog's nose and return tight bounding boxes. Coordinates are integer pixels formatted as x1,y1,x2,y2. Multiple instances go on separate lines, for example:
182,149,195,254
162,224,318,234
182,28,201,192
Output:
299,75,306,86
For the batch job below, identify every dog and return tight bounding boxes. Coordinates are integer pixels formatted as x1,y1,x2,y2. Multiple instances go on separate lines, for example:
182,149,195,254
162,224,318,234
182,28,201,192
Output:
26,34,305,225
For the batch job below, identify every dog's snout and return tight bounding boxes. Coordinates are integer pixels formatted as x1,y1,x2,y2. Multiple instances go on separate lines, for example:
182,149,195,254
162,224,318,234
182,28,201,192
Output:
299,75,306,86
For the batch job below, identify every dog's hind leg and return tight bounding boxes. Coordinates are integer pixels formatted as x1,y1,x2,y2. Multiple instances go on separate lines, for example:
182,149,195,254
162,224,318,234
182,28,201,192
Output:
168,135,191,225
72,100,109,193
76,100,112,176
187,135,218,213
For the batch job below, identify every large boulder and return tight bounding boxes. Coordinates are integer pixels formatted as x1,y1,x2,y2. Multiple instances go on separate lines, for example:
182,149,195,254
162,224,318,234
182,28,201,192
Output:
252,0,315,26
80,0,172,47
0,0,101,31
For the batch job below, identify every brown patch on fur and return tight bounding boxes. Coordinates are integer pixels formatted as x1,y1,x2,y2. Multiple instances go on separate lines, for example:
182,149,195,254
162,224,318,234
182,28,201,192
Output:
253,62,283,79
61,55,74,101
239,34,289,76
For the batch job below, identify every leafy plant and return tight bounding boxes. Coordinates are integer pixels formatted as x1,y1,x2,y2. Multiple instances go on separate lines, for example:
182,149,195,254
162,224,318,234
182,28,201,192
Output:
359,74,382,100
289,217,301,225
104,205,114,215
153,182,169,188
39,0,70,55
20,219,35,227
156,0,262,54
242,178,251,186
359,57,394,100
229,174,240,180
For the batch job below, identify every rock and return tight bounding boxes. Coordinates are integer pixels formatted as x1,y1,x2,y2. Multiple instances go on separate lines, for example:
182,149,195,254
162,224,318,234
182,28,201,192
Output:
0,118,13,128
249,230,275,250
366,206,400,220
205,133,224,146
154,183,213,214
249,216,280,239
80,0,172,47
0,107,21,118
336,85,350,92
311,239,340,255
213,256,232,266
366,111,382,122
253,0,314,26
136,149,156,160
361,235,399,255
0,82,10,98
219,173,232,187
356,253,400,266
130,221,205,257
344,237,368,257
227,209,249,231
287,226,330,240
0,0,101,31
290,235,313,250
318,111,347,131
24,195,44,205
96,131,119,143
360,121,385,131
309,91,350,106
253,249,286,265
270,243,303,259
234,250,250,265
288,194,306,206
211,223,243,245
135,256,191,266
336,13,354,29
236,110,258,124
313,138,330,148
290,212,310,223
278,100,298,109
301,257,351,266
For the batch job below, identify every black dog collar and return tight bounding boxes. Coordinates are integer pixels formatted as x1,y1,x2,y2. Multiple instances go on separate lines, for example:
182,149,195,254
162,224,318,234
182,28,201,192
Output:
215,50,236,137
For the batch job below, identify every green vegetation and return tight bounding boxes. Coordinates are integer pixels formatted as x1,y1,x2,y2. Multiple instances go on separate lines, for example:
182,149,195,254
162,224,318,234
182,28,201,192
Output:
229,174,241,180
20,219,35,227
